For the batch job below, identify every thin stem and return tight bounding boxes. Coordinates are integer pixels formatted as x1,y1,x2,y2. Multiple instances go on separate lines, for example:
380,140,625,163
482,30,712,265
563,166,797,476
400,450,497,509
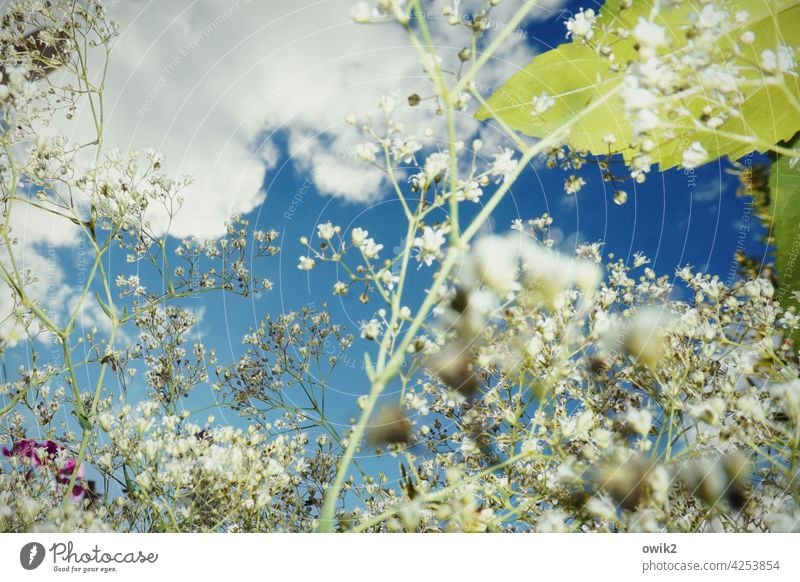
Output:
318,74,623,535
351,446,540,532
454,0,540,96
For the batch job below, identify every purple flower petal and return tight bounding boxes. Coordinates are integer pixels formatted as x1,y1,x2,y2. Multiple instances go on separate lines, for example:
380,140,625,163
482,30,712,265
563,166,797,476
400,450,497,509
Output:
2,439,42,466
4,439,85,501
70,485,86,501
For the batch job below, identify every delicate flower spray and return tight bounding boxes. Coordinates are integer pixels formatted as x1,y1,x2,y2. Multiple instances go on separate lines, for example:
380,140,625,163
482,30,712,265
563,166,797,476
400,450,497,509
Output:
1,0,799,534
311,0,800,534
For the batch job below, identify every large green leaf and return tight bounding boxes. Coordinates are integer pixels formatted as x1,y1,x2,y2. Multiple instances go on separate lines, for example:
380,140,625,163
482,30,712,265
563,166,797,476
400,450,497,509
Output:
477,0,800,169
769,137,800,328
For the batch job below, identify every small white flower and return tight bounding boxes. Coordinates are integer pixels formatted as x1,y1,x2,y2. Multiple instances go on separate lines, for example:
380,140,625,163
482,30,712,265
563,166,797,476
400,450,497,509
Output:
377,0,409,24
564,175,586,194
317,222,338,240
420,53,442,74
770,380,800,421
630,153,653,181
700,65,738,94
350,1,374,23
468,234,521,295
351,227,369,246
489,147,517,183
458,180,483,202
413,226,447,266
682,141,709,169
391,136,422,163
633,18,668,52
586,496,617,521
526,335,544,358
531,92,555,116
378,269,399,290
633,252,650,268
135,471,152,491
360,318,382,340
520,242,601,302
297,256,316,270
378,94,397,114
695,4,728,31
360,237,383,259
424,151,450,180
626,408,653,436
98,413,114,432
622,77,658,111
761,46,796,75
1,324,25,349
624,306,673,367
355,142,380,162
333,281,348,295
736,395,766,423
565,8,597,41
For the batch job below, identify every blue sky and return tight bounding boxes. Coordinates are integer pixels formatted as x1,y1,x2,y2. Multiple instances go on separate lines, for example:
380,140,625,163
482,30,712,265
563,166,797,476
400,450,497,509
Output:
242,140,766,415
214,0,769,437
2,0,771,483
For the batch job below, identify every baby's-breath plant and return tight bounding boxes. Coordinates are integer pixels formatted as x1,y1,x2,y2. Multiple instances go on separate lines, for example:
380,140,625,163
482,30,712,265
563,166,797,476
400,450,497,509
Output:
2,0,799,534
311,0,800,533
0,0,293,531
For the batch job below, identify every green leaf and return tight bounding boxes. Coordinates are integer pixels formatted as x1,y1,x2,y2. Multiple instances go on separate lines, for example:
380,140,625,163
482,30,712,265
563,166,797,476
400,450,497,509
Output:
769,136,800,332
95,291,112,319
77,411,92,432
122,465,138,495
476,0,800,169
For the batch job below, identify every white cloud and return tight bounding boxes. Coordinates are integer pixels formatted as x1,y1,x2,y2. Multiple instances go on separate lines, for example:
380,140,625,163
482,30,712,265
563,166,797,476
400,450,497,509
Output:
0,202,93,348
694,177,725,203
0,196,148,348
4,0,571,346
10,197,81,248
54,0,563,238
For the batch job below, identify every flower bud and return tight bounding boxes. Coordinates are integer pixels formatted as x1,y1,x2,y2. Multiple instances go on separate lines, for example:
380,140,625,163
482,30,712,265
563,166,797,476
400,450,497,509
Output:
624,307,673,368
367,405,412,446
428,344,479,397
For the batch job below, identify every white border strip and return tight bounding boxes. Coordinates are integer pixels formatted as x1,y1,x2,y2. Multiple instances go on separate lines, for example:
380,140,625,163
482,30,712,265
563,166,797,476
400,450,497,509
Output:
1,533,798,581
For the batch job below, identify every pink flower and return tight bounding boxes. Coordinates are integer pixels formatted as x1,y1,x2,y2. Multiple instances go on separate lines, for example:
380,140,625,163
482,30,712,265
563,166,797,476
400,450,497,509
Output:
3,439,86,500
2,438,57,466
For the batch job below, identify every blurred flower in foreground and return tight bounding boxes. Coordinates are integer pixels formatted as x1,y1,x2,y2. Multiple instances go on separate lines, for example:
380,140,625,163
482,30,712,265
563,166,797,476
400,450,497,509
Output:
2,439,86,500
428,344,480,397
367,405,412,446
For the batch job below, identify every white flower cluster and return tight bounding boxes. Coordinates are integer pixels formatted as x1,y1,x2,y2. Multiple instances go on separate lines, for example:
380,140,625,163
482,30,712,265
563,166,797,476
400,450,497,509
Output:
423,227,601,404
350,0,409,25
96,405,309,530
358,220,800,532
590,1,800,178
4,0,800,537
565,8,598,43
